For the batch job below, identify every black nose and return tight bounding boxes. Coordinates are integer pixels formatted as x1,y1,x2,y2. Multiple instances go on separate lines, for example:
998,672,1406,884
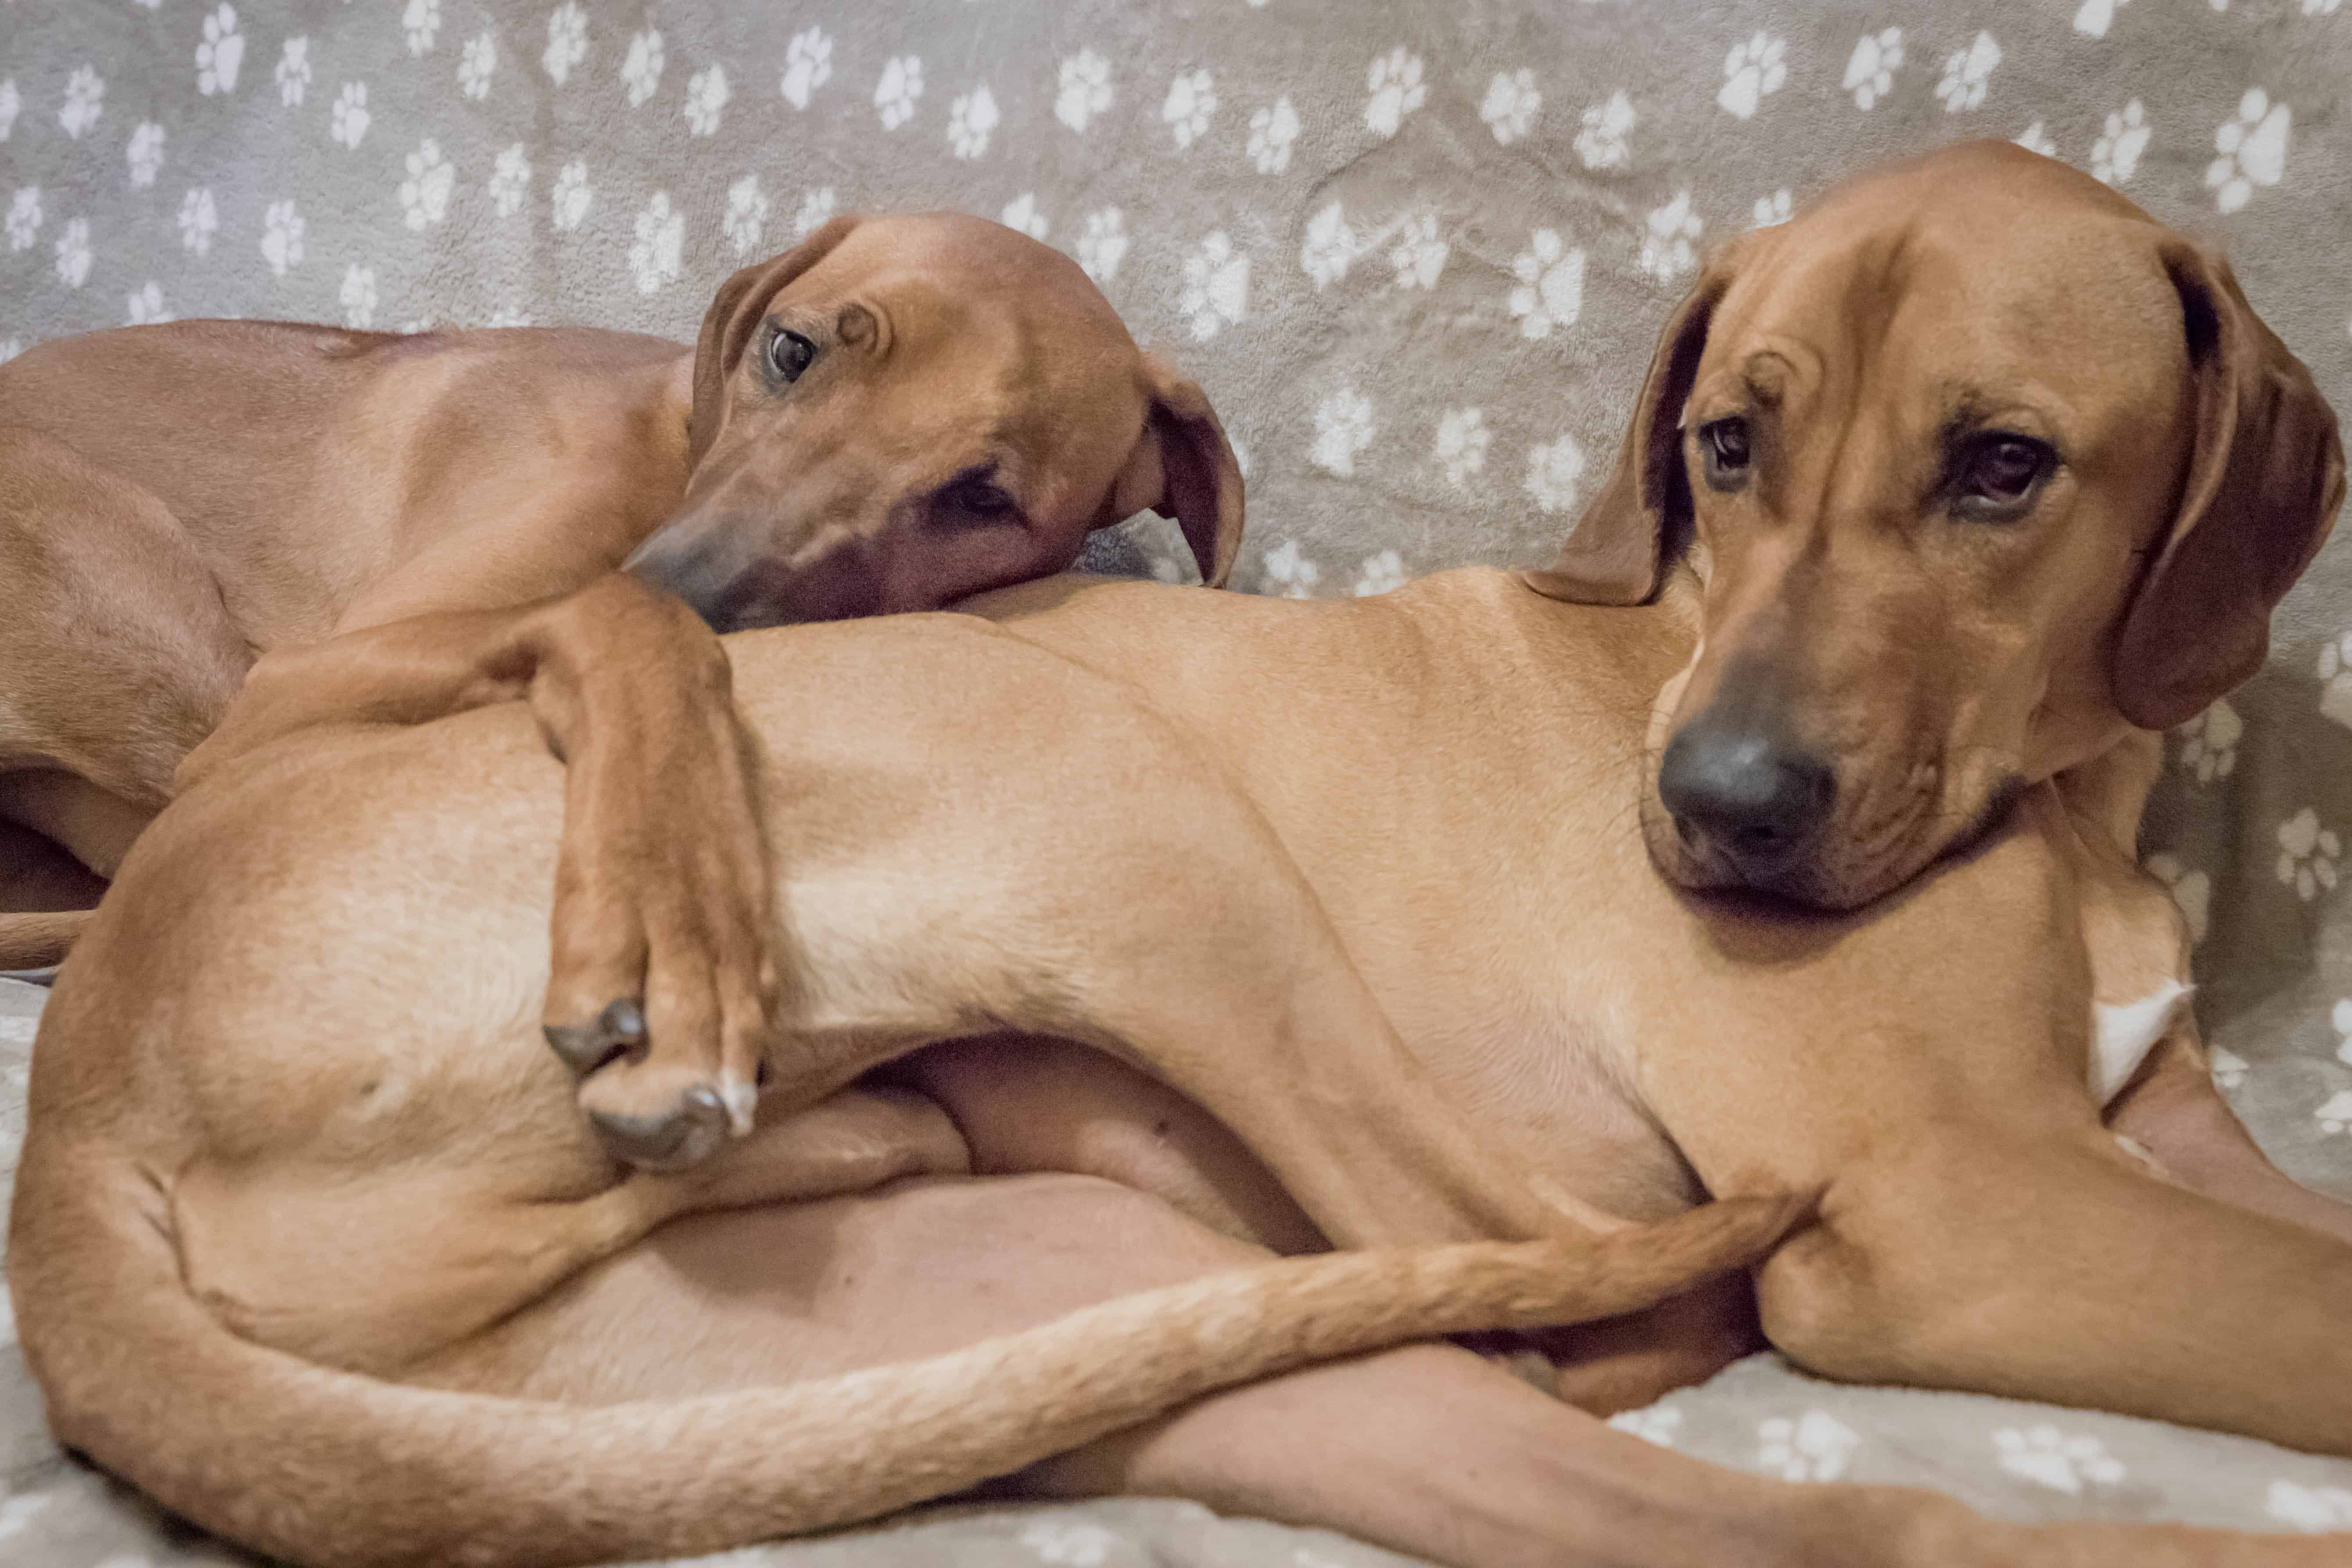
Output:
1656,721,1836,872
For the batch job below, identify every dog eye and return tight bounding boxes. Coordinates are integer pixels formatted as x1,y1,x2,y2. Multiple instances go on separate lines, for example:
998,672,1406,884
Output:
1955,434,2053,517
766,328,817,384
936,474,1018,523
1698,418,1751,489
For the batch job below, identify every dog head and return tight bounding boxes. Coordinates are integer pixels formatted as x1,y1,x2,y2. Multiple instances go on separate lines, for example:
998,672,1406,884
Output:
1528,141,2342,910
628,212,1243,628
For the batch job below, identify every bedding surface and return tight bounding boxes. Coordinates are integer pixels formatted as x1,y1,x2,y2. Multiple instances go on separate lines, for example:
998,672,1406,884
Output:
7,0,2352,1562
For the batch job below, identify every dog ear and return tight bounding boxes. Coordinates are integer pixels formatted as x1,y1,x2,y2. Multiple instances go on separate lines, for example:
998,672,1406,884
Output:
1521,268,1729,606
2112,244,2345,731
1103,353,1247,588
686,214,863,468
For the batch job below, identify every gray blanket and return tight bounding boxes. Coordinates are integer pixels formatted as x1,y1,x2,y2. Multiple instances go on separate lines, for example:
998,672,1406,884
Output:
7,0,2352,1562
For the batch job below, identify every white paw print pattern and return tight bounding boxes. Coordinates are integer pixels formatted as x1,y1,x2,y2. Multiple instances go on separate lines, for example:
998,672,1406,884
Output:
1248,96,1300,173
723,174,769,256
258,197,304,276
1434,408,1489,487
2276,807,2340,902
2143,853,2211,946
793,186,837,240
0,340,19,365
630,193,684,294
340,264,377,328
1263,538,1325,597
1352,550,1406,598
1525,434,1587,516
1312,387,1374,479
1510,230,1585,338
2178,697,2241,781
276,38,312,107
1055,50,1111,133
330,82,371,149
2015,122,2056,158
1757,1410,1861,1482
176,187,217,255
621,29,665,108
1180,231,1248,340
2305,0,2344,14
1934,32,2001,114
875,57,924,131
781,28,832,111
5,187,40,253
2316,1089,2352,1136
2074,0,2133,37
403,0,441,56
685,65,729,136
0,79,18,142
1300,202,1358,290
457,32,495,100
2210,1044,2249,1090
2334,999,2352,1067
1639,191,1703,284
1753,188,1792,227
197,5,244,97
127,122,165,190
54,218,92,289
1077,207,1127,283
1482,68,1541,145
1717,32,1787,121
488,143,530,216
2270,1481,2352,1532
399,139,453,231
550,160,592,232
1608,1404,1685,1447
1364,48,1427,139
1993,1427,2126,1494
1389,214,1447,290
2094,101,2150,186
1575,90,1634,169
1163,69,1215,151
1843,29,1901,110
484,306,533,329
542,3,588,88
948,85,999,159
999,193,1047,241
1017,1518,1119,1567
59,64,104,139
2208,89,2290,214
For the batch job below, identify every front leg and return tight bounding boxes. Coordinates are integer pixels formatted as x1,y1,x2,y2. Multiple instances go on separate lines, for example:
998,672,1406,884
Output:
179,573,774,1167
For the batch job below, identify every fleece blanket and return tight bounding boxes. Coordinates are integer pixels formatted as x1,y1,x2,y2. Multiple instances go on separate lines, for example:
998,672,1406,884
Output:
6,0,2352,1562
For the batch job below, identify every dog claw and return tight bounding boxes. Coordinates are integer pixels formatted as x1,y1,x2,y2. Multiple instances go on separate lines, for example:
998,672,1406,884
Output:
589,1081,732,1170
542,996,648,1075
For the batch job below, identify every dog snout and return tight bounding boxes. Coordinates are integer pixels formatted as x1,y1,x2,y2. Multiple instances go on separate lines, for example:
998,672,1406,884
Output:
1656,719,1837,878
625,533,737,629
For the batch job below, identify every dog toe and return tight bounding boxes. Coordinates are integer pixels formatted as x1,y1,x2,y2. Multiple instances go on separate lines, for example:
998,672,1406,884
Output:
588,1080,731,1170
542,996,648,1075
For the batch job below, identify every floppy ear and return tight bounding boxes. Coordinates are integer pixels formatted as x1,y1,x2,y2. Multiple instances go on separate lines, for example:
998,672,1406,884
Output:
1521,268,1730,606
685,214,863,468
1102,352,1247,588
2112,243,2345,731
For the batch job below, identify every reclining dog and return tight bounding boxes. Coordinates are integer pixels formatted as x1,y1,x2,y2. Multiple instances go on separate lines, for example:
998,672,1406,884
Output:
15,142,2352,1568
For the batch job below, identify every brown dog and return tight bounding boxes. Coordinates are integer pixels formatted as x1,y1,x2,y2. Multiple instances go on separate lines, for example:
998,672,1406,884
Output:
0,212,1239,1159
15,143,2352,1568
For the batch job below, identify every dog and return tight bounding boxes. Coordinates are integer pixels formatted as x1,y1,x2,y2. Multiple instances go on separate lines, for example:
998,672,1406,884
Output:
0,213,1241,1133
14,142,2352,1568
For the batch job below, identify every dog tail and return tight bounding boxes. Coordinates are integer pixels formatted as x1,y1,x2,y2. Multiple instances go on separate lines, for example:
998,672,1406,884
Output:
14,1140,1808,1568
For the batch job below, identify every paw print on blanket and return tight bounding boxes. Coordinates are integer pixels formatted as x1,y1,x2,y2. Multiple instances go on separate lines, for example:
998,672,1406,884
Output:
2211,1044,2249,1090
2143,853,2211,946
404,0,441,57
2094,100,2150,185
542,3,588,86
1077,207,1127,283
1301,202,1358,289
1433,408,1489,487
622,29,665,108
999,194,1047,242
1482,68,1540,145
550,160,592,232
1639,192,1703,284
792,186,837,239
684,65,729,136
2333,999,2352,1067
1934,32,2001,114
127,122,165,189
1352,551,1406,598
277,38,312,106
2316,1090,2352,1136
948,84,998,159
1757,1410,1860,1482
1249,96,1300,173
258,197,304,276
1018,1518,1123,1567
1311,387,1374,479
1364,48,1426,139
489,144,531,217
874,56,923,131
1054,49,1110,133
629,192,684,294
2074,0,2133,37
1609,1404,1684,1447
125,280,170,327
176,187,216,255
197,4,245,97
723,175,769,256
1575,90,1634,169
5,187,39,252
1262,539,1325,598
0,79,18,142
1717,33,1786,121
2015,122,2057,158
398,139,453,232
330,81,370,149
2176,698,2240,782
1180,231,1248,340
457,32,495,100
1509,230,1584,337
1843,29,1901,110
59,64,104,139
1164,69,1215,150
1753,189,1792,227
1389,214,1447,290
339,263,377,329
782,29,832,111
2208,89,2290,214
2277,807,2341,902
1524,435,1587,516
2271,1481,2352,1531
1994,1426,2126,1494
